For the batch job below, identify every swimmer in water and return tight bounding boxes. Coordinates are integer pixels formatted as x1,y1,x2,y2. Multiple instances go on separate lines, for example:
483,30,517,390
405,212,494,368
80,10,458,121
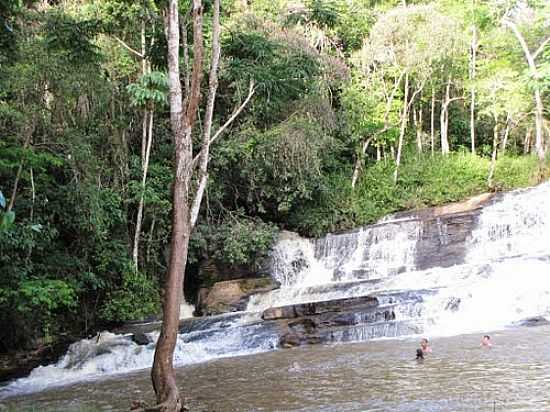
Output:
480,335,493,347
416,348,424,360
420,338,432,354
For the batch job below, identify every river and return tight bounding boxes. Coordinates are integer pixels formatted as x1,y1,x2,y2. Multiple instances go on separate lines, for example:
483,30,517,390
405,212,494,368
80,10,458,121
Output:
2,325,549,411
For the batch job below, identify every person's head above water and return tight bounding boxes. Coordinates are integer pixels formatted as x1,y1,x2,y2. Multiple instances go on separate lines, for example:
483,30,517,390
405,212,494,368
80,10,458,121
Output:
420,337,432,353
480,335,492,346
416,348,424,360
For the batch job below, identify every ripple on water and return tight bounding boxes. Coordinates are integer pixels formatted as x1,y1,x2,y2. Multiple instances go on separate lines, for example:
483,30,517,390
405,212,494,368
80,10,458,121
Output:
2,325,550,412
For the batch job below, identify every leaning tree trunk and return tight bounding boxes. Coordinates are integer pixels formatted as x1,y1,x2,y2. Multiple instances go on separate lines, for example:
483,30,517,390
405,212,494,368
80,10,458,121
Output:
500,113,511,154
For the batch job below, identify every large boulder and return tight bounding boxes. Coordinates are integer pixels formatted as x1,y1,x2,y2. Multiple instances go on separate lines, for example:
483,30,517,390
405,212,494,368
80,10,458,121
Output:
196,277,280,316
261,290,431,349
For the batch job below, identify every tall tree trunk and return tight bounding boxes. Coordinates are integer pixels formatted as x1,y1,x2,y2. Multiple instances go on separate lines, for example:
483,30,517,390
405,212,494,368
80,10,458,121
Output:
150,0,200,409
133,108,154,269
414,107,423,153
440,77,451,155
524,127,532,154
151,1,235,410
500,113,511,154
133,18,154,270
394,72,409,183
469,0,477,154
430,87,435,155
488,118,499,186
351,138,372,188
533,89,546,161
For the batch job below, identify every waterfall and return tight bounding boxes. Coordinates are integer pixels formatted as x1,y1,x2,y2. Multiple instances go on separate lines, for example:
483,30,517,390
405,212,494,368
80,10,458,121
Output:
247,219,422,311
422,182,550,335
2,182,549,397
467,183,550,262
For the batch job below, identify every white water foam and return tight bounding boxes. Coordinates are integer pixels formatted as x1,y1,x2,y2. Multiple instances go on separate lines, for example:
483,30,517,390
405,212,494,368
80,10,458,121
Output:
180,301,195,319
467,182,550,262
248,220,422,312
0,322,278,397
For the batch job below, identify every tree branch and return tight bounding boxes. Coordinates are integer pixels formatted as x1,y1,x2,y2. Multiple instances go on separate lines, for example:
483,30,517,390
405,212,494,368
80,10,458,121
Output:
190,80,255,170
210,80,255,146
533,37,550,60
113,36,144,59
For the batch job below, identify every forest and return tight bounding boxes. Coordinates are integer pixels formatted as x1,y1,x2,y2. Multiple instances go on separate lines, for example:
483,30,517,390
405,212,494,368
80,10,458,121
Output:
0,0,548,360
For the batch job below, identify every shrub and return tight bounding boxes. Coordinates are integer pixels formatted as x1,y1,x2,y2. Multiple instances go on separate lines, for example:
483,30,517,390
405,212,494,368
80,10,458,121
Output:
99,264,160,323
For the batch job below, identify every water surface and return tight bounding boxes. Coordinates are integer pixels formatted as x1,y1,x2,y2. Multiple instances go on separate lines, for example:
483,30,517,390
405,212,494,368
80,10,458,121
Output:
3,325,549,411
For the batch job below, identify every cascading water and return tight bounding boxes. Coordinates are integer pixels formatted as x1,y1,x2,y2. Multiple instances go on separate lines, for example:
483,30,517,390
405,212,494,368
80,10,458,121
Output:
2,182,549,398
421,182,550,335
246,219,422,311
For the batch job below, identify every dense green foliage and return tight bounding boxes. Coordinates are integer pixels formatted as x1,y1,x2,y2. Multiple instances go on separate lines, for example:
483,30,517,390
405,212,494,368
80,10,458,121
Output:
292,153,547,236
0,0,548,351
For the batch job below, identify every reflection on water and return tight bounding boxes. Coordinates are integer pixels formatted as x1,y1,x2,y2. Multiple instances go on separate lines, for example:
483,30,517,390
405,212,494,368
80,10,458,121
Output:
3,325,549,412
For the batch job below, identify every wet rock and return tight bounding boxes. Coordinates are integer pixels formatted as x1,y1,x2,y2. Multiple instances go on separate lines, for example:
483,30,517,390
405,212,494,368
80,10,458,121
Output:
0,337,74,383
280,333,301,348
262,295,378,321
131,332,151,345
514,316,550,327
197,277,280,316
262,290,433,349
445,297,461,312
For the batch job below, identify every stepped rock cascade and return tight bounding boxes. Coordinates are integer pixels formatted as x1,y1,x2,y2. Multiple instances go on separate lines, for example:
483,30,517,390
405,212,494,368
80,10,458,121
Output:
2,182,550,397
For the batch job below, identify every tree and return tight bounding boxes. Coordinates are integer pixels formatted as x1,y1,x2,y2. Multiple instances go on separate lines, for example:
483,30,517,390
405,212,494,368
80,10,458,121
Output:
477,61,527,185
503,13,549,162
150,1,254,410
357,4,463,181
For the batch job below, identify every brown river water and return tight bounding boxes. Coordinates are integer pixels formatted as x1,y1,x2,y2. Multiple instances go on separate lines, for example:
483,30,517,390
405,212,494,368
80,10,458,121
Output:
2,325,549,412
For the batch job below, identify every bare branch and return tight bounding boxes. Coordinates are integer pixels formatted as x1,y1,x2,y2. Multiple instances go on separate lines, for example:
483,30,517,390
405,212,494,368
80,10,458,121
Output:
210,80,255,146
113,36,144,59
503,20,537,73
190,80,255,170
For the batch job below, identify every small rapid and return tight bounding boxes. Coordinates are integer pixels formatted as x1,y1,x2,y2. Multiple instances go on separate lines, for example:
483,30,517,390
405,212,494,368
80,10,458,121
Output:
2,182,549,398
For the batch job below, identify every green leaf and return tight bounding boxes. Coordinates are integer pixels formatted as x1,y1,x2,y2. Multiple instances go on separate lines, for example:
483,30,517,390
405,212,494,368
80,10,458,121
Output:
2,211,15,226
